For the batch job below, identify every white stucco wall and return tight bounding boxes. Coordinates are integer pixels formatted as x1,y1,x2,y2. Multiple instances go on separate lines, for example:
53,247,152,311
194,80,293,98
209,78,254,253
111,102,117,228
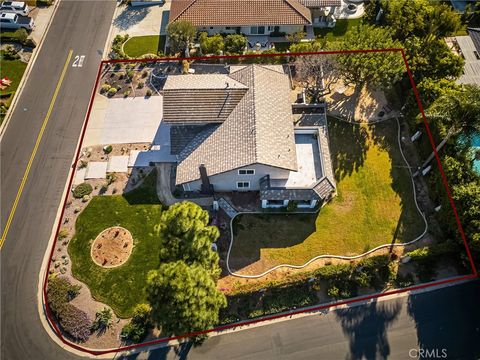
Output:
182,163,290,192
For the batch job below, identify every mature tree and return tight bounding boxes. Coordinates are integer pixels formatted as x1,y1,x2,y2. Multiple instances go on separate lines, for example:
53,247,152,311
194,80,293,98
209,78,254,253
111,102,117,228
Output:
366,0,462,40
425,84,480,138
156,202,220,276
294,54,341,102
336,25,404,89
198,33,224,55
451,181,480,251
146,261,227,340
404,35,464,82
416,78,460,108
224,34,247,55
166,20,197,56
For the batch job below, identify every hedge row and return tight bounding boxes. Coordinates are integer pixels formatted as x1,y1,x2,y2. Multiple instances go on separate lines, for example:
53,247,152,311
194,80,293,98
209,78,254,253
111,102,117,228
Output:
0,29,36,47
220,255,396,324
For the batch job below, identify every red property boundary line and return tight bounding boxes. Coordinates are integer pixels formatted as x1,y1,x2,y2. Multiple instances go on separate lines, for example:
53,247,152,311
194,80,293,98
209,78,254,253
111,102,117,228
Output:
42,49,479,356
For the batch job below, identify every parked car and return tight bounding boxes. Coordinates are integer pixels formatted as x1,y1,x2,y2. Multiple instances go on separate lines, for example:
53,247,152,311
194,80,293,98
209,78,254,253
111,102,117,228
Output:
0,12,34,30
0,1,30,16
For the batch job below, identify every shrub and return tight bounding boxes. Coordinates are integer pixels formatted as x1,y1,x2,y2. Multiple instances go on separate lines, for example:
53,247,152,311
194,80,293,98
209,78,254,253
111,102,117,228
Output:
120,304,152,343
145,89,152,97
0,28,28,45
47,276,81,315
137,81,144,89
110,34,129,60
262,285,317,315
126,70,135,79
199,33,225,55
286,200,297,212
73,183,92,198
142,71,148,78
327,285,340,298
100,84,111,93
107,87,117,97
224,34,247,55
59,303,92,342
124,90,131,97
3,45,20,60
103,145,113,154
58,229,69,240
91,307,113,332
106,172,117,185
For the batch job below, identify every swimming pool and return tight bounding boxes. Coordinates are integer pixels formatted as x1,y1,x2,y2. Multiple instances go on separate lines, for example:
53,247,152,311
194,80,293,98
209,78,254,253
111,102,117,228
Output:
472,134,480,174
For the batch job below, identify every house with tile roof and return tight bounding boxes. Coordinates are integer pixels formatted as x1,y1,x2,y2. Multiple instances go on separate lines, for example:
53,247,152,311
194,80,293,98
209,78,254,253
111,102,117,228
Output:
162,64,336,208
168,0,341,38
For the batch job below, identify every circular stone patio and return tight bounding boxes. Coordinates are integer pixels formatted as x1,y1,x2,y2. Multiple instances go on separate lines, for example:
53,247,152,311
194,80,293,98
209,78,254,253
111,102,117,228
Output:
91,226,133,268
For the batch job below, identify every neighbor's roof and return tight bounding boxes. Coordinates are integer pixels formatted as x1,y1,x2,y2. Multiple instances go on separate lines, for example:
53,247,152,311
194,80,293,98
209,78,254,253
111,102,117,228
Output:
169,0,312,26
175,64,298,184
468,28,480,53
455,32,480,86
298,0,341,7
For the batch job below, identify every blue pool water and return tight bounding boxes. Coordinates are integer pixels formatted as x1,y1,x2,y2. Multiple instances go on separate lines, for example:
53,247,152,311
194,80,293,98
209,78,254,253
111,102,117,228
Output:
473,134,480,174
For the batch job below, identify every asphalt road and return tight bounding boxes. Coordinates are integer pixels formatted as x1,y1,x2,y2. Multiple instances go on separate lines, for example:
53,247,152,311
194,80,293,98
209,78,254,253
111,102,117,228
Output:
1,1,115,359
120,280,480,360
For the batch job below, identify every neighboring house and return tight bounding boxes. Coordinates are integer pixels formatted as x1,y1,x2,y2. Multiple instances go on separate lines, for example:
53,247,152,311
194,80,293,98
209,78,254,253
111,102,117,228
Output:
447,28,480,86
168,0,341,37
162,64,336,208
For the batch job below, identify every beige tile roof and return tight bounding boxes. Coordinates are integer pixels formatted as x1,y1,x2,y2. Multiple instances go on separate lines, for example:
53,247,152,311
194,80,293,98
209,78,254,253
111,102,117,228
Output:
175,64,297,184
169,0,312,26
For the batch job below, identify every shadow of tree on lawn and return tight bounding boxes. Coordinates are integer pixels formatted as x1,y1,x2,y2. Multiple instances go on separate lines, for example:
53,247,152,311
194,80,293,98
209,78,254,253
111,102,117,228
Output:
328,117,369,182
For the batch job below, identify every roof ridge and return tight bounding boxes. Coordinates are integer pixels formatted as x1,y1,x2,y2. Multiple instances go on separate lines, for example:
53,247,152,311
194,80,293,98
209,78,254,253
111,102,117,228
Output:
250,65,260,163
284,0,312,23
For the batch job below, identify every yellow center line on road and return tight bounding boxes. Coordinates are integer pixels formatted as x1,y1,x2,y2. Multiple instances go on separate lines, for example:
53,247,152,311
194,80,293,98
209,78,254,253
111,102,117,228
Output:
1,49,74,249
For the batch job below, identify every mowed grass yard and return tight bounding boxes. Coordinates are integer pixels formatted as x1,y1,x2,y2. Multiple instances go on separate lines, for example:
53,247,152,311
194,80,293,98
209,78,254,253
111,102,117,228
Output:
0,51,27,96
68,171,163,318
123,35,166,58
313,19,362,41
230,119,425,270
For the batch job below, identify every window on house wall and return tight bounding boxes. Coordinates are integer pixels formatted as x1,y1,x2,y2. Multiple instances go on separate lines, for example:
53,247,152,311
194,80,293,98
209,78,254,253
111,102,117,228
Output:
237,181,250,189
267,26,274,32
238,169,255,175
250,26,265,35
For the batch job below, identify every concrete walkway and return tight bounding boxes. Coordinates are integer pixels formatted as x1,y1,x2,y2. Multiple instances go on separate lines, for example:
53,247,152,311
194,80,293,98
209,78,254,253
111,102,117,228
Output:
217,198,238,218
155,163,213,207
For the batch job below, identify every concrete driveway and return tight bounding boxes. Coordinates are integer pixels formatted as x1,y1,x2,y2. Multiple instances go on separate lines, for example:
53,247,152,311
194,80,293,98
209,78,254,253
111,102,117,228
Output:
84,95,164,146
111,2,170,37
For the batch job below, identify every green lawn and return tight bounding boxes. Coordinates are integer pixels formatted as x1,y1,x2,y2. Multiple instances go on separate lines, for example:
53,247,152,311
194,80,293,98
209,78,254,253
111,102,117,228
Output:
230,119,425,270
68,171,164,318
0,51,27,96
313,19,362,40
123,35,166,58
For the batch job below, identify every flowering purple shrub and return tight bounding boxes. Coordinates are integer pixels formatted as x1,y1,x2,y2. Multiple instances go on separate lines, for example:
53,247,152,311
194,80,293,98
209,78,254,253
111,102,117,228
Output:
59,304,92,342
